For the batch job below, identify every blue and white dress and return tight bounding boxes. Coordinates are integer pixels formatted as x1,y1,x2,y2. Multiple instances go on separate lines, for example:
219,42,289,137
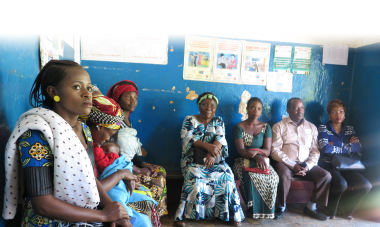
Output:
174,115,245,222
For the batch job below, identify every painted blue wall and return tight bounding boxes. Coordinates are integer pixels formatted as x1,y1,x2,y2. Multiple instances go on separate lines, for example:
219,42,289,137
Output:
349,42,380,211
0,36,74,224
82,35,356,174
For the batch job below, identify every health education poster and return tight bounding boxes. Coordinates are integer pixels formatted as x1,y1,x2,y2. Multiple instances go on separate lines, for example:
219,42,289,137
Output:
213,39,242,83
240,42,271,85
183,36,214,81
273,45,293,73
292,46,312,74
266,72,293,93
40,35,53,68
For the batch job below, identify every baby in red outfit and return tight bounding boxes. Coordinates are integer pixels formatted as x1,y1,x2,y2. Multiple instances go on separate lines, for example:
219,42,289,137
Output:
94,141,120,175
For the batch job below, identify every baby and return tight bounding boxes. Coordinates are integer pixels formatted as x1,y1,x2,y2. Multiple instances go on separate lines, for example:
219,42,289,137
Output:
95,141,141,190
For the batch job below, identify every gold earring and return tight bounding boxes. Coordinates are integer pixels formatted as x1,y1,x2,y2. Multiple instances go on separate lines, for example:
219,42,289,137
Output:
54,96,60,102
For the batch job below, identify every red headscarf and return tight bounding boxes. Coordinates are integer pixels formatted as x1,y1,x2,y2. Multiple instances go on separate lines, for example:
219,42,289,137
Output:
107,80,138,102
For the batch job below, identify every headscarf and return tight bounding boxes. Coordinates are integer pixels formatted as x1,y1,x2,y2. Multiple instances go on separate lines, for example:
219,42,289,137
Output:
107,80,138,102
197,92,219,107
87,95,124,129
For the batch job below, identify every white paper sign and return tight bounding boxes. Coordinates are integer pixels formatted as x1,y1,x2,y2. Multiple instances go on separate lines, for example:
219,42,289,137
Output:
63,33,74,47
240,42,271,85
322,44,349,66
74,35,81,65
81,34,168,65
266,72,293,93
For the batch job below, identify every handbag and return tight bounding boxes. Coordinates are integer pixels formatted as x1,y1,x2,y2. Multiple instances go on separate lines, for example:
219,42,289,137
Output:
331,153,365,171
242,157,270,174
193,133,221,165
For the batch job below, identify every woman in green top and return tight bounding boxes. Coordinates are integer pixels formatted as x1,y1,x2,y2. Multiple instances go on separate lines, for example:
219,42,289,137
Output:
233,97,279,219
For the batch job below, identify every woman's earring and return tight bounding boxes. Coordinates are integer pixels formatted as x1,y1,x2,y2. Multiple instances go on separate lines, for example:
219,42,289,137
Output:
54,96,60,102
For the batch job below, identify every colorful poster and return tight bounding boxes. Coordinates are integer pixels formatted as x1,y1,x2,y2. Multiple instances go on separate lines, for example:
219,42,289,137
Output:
81,34,168,65
273,45,293,73
266,72,293,93
213,39,242,83
40,35,53,68
292,46,312,74
240,42,271,85
183,36,214,81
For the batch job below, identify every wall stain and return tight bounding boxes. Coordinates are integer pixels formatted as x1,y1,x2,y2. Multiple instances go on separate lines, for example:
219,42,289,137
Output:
238,90,251,121
186,87,190,93
152,106,155,110
172,86,175,90
186,91,198,100
170,46,174,52
170,101,173,104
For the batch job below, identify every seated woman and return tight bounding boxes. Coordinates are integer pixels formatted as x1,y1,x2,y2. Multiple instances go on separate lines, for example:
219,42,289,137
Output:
107,80,168,217
232,97,279,219
174,92,245,227
3,60,130,227
86,92,161,227
318,99,372,220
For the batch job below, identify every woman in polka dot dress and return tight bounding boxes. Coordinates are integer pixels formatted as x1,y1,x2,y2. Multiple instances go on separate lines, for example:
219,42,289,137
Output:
3,60,132,227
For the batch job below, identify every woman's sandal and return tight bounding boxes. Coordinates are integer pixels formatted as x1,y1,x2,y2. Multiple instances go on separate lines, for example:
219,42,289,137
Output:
234,221,242,227
175,220,186,227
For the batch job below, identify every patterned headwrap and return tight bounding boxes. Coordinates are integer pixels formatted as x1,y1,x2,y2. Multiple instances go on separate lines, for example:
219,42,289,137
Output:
87,95,124,129
197,93,219,107
107,80,138,102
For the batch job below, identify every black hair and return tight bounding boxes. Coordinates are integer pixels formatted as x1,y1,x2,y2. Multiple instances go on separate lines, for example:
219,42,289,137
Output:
247,97,263,108
29,60,82,108
231,54,235,57
287,97,302,109
220,53,224,57
197,92,218,107
102,140,120,148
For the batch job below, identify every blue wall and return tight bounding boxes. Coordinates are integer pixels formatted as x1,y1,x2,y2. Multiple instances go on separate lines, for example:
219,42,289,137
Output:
2,34,379,221
0,36,74,224
349,42,380,211
82,35,356,173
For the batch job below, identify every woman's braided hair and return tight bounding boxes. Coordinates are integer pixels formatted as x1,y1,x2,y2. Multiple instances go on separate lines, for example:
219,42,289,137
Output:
29,60,82,108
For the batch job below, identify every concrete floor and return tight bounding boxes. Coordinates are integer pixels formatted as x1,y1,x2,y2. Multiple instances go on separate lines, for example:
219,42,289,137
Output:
160,203,380,227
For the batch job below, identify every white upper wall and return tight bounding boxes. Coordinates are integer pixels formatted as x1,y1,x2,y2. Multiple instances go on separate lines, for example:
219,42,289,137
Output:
185,33,380,48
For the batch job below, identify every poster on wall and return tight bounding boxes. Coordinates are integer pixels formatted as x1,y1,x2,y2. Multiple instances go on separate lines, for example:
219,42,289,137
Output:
240,42,271,85
81,34,168,65
273,45,293,73
213,39,242,83
183,36,214,81
266,72,293,93
292,46,312,74
40,35,53,68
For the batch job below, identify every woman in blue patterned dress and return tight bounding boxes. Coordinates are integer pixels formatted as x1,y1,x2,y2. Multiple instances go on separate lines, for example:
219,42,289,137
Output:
174,92,245,227
3,60,131,227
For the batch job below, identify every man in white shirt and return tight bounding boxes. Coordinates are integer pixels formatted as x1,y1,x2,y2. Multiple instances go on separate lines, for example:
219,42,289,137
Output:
271,98,331,220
